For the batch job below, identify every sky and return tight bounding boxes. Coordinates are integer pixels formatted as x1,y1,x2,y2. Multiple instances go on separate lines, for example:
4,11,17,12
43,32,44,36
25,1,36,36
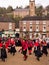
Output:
0,0,49,8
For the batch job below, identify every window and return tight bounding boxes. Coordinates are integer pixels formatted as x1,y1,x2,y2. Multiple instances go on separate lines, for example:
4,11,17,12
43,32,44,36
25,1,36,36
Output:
23,27,26,31
30,26,32,29
36,25,39,31
24,27,26,29
30,29,32,31
43,21,46,24
43,25,46,32
30,26,32,31
44,27,46,29
9,23,12,30
36,21,39,24
37,27,38,29
9,23,12,26
30,21,32,24
29,33,32,39
23,21,26,24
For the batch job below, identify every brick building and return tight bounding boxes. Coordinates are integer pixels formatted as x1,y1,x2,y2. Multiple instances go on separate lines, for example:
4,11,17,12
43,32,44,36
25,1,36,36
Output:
13,0,35,18
0,16,15,31
19,16,49,39
19,0,49,39
13,8,29,18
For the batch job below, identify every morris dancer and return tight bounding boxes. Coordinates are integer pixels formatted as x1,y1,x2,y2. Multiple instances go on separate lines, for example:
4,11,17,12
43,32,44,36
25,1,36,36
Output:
21,39,28,61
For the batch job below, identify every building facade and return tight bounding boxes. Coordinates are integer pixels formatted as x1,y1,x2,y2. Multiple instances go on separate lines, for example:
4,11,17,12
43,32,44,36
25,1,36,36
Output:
19,0,49,39
19,16,49,39
13,0,49,18
13,0,35,18
0,16,15,31
29,0,35,16
13,9,29,18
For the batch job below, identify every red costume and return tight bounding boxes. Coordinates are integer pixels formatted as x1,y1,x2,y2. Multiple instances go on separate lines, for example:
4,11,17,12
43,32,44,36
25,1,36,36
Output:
34,42,39,47
0,43,2,48
28,40,33,55
21,40,28,51
21,40,28,61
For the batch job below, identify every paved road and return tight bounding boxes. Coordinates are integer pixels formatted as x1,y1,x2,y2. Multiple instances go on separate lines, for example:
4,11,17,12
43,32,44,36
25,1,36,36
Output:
0,47,49,65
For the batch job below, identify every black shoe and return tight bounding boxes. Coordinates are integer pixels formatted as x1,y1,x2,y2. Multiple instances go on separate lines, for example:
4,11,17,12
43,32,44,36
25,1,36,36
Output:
24,56,28,61
13,53,15,56
37,57,40,61
2,59,5,62
46,54,48,56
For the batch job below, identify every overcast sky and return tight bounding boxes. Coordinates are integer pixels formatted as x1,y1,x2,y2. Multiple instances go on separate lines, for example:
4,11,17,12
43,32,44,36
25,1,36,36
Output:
0,0,49,8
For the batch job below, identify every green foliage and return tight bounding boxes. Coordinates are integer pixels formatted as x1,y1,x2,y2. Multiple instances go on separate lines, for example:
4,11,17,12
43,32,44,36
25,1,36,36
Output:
25,5,29,9
47,13,49,16
0,6,13,15
35,5,43,16
14,16,22,22
0,7,6,14
6,6,13,13
14,16,22,28
46,5,49,11
7,14,14,19
16,6,22,9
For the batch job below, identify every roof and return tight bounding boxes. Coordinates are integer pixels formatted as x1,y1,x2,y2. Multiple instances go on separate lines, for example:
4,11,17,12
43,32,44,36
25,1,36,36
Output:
0,16,15,22
15,8,29,12
21,16,49,21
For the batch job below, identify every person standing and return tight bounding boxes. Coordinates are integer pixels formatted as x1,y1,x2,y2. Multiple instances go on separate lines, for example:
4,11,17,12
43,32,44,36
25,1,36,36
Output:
42,40,48,56
0,39,2,59
34,39,42,61
1,42,7,62
21,39,28,61
9,38,16,56
28,40,33,55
